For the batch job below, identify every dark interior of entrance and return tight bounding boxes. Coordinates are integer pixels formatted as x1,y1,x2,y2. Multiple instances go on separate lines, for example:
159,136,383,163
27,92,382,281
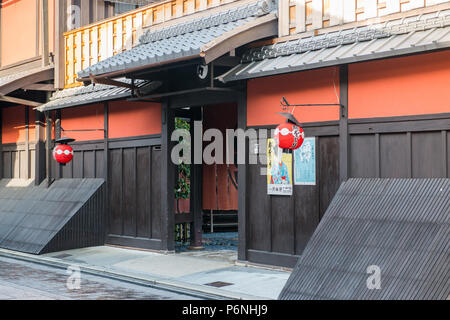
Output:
175,103,238,253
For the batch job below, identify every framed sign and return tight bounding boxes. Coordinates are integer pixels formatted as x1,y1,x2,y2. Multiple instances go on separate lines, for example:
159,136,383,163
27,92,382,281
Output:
294,137,316,185
267,138,293,195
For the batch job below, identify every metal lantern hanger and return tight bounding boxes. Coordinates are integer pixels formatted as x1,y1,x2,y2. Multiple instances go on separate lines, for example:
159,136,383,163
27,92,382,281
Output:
274,96,343,151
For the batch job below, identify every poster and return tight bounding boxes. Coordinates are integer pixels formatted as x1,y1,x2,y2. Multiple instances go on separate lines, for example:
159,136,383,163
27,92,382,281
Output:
294,137,316,185
267,138,293,195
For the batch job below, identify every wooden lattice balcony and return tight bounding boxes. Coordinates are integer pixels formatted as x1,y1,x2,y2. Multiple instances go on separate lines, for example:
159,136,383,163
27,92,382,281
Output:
64,0,242,88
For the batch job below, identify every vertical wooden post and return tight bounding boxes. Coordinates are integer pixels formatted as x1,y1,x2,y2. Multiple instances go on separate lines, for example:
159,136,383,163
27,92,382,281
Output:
45,111,53,187
189,107,203,249
104,101,109,240
311,0,323,30
406,132,412,178
375,133,380,178
35,110,46,185
237,86,247,262
161,99,175,251
54,110,62,179
339,65,349,183
442,130,447,178
329,0,343,26
55,0,67,89
278,0,290,37
295,0,306,33
0,3,2,68
0,108,3,179
41,0,49,67
25,107,30,179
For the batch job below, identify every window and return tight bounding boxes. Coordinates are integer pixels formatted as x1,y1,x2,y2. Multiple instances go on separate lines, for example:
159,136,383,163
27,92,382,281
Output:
114,3,138,15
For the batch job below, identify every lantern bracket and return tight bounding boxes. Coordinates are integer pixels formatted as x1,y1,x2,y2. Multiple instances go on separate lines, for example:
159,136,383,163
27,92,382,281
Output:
61,128,106,132
280,96,343,108
279,96,344,124
55,137,75,145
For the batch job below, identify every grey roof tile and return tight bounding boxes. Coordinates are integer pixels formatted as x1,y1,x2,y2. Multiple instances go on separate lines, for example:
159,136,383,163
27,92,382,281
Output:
78,0,276,78
0,66,54,94
219,10,450,82
37,78,160,111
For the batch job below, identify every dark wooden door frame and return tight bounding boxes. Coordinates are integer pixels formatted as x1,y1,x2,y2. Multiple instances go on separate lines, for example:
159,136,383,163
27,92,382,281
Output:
188,106,203,249
237,86,247,262
161,99,176,251
160,87,247,254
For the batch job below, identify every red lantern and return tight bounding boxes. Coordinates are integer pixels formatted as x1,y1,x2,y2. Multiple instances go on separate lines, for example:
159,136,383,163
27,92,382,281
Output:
274,122,305,150
53,144,74,164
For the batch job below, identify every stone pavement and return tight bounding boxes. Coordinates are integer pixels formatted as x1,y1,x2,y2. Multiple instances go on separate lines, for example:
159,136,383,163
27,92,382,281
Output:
40,245,291,299
0,233,291,300
0,255,198,300
0,280,60,300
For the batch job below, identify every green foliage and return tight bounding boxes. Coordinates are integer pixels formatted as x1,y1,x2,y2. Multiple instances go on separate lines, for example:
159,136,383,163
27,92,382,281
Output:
174,118,191,201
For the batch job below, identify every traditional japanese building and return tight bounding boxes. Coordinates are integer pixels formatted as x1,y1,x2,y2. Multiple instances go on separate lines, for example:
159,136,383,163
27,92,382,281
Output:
0,0,449,279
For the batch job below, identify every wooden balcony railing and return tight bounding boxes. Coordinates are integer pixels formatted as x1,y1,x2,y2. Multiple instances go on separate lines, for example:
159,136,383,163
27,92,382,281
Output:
278,0,449,37
64,0,242,88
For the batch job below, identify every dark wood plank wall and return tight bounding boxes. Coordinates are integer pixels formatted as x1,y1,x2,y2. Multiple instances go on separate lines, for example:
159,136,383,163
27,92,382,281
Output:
348,115,450,179
246,124,340,268
1,143,36,179
245,113,450,268
52,134,163,250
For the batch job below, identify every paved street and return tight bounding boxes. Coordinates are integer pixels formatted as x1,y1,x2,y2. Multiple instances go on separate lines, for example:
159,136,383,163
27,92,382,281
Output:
0,256,200,300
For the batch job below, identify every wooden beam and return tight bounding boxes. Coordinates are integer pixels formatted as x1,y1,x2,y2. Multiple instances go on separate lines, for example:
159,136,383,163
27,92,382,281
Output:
23,83,56,91
0,95,42,107
167,89,239,109
90,76,134,89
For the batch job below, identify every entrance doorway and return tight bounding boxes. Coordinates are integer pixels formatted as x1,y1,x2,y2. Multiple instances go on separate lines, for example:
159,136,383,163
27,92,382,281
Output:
174,103,238,262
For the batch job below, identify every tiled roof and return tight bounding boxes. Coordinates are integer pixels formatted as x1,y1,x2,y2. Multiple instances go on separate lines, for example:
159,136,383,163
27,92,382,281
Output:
77,0,276,79
219,10,450,82
280,178,450,300
37,79,158,111
0,66,54,95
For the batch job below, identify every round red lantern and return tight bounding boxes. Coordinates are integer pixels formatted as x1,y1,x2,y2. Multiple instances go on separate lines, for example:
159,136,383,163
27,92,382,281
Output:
274,122,305,150
53,144,74,164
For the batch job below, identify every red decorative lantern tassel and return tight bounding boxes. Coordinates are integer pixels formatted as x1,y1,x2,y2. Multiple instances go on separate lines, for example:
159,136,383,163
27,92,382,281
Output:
274,122,305,150
53,144,74,164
